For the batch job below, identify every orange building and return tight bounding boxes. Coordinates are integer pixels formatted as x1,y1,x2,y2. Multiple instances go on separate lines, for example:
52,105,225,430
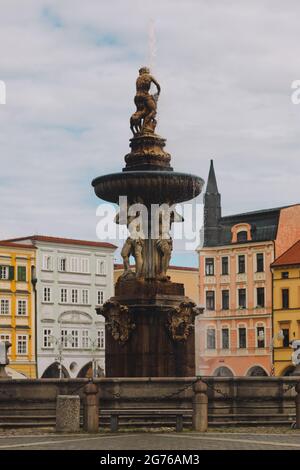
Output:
197,161,300,377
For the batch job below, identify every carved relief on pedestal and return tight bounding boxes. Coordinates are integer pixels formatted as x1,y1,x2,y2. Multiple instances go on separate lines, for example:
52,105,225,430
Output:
166,301,203,342
99,300,136,344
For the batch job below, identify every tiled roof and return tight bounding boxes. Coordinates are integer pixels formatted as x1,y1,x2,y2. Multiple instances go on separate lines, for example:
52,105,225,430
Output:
204,207,283,247
271,240,300,267
0,241,36,249
3,235,117,250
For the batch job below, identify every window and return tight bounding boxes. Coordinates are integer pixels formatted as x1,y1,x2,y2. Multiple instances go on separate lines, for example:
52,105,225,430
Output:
0,299,10,315
97,329,105,349
222,328,229,349
17,266,27,281
256,253,264,272
256,287,265,308
60,288,68,303
58,257,67,272
82,330,89,349
0,266,13,280
282,272,289,279
71,289,78,304
61,329,79,348
238,327,247,348
70,330,79,348
70,257,79,273
17,335,27,355
81,258,90,274
282,289,289,309
256,326,265,348
96,259,106,275
0,266,8,279
207,328,216,350
282,329,290,347
222,257,229,275
237,231,248,242
222,290,229,310
238,288,246,308
61,329,68,348
206,291,215,310
43,287,51,303
17,300,27,316
205,258,214,276
238,255,245,273
43,329,53,348
0,333,11,343
43,255,52,271
97,290,104,305
82,289,89,305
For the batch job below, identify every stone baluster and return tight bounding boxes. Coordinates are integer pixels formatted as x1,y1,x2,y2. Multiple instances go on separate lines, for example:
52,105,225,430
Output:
83,382,99,433
192,380,208,432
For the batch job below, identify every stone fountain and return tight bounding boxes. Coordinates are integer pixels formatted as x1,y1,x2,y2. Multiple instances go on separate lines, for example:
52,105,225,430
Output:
92,67,204,377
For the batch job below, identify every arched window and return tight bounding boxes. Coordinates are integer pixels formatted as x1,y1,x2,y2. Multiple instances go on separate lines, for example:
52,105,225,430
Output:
213,366,234,377
282,365,295,376
41,362,69,378
246,366,268,377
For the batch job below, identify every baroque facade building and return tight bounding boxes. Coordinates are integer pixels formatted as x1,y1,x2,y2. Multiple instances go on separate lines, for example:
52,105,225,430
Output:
271,240,300,376
197,161,300,377
0,241,36,378
6,235,116,378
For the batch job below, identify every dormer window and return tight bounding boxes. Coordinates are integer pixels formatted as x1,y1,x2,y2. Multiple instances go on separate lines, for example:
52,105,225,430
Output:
231,223,252,244
237,231,247,242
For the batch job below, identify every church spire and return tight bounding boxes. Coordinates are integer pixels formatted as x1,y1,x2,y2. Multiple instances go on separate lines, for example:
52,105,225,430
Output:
204,159,221,246
206,159,219,194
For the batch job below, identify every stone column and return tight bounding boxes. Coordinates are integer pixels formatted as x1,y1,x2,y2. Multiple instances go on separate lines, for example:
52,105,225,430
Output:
295,382,300,429
192,380,208,432
83,382,99,433
56,395,80,433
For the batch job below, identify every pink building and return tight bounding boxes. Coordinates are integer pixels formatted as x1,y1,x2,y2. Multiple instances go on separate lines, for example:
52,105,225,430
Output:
196,161,300,377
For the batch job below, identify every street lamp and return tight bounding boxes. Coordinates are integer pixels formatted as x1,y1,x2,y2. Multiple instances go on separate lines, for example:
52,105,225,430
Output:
87,336,101,379
49,334,73,379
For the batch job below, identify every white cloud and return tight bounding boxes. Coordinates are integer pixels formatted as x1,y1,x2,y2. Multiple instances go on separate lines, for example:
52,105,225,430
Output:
0,0,299,266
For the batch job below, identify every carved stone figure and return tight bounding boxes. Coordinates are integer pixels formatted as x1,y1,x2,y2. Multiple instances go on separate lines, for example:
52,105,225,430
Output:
116,211,145,278
100,300,135,344
166,301,202,342
156,207,184,280
130,67,161,135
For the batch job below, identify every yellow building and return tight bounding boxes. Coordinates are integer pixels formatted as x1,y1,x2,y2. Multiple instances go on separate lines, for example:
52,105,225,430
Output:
271,240,300,376
0,241,36,378
114,264,199,303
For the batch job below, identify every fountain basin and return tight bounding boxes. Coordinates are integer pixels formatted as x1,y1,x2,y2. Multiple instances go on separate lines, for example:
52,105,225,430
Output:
92,171,204,205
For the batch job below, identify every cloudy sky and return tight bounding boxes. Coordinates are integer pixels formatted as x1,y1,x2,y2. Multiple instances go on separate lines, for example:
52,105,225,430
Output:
0,0,299,266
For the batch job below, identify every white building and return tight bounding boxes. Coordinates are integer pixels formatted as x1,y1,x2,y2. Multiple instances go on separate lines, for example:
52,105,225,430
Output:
6,235,116,378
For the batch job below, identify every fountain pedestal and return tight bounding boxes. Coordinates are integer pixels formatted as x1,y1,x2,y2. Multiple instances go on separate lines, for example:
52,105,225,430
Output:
102,278,199,377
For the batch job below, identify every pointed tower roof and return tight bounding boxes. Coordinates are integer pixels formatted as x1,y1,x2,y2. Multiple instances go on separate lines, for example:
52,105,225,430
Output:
206,159,219,194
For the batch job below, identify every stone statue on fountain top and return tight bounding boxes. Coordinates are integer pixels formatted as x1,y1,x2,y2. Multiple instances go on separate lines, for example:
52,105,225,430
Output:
130,67,161,136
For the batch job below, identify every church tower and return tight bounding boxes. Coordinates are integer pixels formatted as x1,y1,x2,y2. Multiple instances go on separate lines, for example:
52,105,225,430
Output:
204,160,221,246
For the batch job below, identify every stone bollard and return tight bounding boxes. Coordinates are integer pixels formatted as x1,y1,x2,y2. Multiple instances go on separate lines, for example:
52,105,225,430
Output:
83,382,99,433
192,380,208,432
295,382,300,429
56,395,80,433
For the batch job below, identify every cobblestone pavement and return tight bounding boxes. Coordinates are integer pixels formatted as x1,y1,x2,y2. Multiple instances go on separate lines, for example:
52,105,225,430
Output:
0,430,300,450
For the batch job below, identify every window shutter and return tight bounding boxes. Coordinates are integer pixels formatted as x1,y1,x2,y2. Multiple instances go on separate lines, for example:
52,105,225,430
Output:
17,266,26,282
8,266,14,280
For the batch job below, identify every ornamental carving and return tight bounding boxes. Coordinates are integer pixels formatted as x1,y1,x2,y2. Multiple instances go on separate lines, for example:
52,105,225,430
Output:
166,301,203,342
99,300,135,344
